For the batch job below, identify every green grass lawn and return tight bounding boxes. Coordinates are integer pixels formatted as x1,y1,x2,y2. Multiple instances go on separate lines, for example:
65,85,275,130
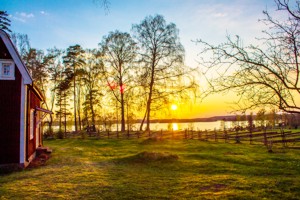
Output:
1,138,300,199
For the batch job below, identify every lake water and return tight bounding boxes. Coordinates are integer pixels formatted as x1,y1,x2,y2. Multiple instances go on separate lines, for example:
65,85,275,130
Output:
52,120,245,132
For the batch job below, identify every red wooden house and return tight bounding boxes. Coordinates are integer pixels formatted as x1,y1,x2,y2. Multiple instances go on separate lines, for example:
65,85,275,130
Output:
0,30,51,168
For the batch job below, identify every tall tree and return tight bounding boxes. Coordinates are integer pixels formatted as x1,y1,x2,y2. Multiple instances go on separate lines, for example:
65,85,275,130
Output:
82,49,104,127
56,77,72,133
45,48,64,136
63,45,85,132
100,30,138,131
0,11,11,33
23,48,48,87
10,33,31,59
197,0,300,114
132,15,185,131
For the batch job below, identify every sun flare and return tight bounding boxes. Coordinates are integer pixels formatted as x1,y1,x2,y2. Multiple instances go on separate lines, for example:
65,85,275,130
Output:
171,104,177,110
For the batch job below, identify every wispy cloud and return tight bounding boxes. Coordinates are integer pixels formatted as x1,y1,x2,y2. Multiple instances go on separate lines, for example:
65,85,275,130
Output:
40,11,49,15
213,12,228,18
12,12,35,22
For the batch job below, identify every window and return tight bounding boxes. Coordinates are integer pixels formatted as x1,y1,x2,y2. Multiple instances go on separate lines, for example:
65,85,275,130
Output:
0,59,15,80
30,109,34,140
3,64,10,75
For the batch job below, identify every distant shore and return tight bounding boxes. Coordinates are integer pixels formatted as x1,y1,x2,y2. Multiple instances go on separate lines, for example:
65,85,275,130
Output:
51,115,239,126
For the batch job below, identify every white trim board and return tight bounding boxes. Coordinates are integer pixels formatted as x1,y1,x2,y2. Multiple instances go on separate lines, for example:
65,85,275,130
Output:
19,80,26,164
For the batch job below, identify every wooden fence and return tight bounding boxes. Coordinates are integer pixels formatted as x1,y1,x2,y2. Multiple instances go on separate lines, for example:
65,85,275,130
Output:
64,128,300,151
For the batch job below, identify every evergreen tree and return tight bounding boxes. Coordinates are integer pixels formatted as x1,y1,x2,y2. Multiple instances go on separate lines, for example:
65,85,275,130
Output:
0,11,11,33
63,45,85,132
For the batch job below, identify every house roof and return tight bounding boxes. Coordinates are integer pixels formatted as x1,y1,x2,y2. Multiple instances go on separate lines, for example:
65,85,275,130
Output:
0,29,32,84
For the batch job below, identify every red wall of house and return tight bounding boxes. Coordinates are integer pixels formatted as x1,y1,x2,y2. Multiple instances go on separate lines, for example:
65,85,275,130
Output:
26,89,41,158
0,38,12,59
0,68,22,164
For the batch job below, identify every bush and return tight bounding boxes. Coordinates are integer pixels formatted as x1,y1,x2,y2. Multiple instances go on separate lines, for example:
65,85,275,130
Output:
56,130,64,139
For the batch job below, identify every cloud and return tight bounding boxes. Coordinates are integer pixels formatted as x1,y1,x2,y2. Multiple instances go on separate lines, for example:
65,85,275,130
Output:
12,12,35,22
213,12,228,18
40,11,49,15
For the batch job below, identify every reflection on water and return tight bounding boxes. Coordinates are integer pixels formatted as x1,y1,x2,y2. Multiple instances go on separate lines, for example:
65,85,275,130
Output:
172,123,178,131
52,121,225,132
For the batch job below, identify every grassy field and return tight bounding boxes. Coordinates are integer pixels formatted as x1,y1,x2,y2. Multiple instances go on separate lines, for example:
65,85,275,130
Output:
1,137,300,199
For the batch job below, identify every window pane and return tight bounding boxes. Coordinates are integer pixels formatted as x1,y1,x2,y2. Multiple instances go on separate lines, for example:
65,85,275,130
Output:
3,64,10,76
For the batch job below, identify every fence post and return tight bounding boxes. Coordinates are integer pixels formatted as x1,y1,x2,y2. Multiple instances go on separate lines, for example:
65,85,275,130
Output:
249,130,253,144
198,131,202,140
97,130,100,139
281,129,286,148
263,128,267,146
214,129,217,142
224,130,228,143
160,129,163,140
172,129,174,139
235,130,240,143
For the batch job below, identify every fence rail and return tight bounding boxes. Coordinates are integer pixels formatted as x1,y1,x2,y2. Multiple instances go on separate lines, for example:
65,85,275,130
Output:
57,128,300,151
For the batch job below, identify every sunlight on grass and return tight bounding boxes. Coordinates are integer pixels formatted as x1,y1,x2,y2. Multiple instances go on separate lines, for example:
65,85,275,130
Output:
1,138,300,199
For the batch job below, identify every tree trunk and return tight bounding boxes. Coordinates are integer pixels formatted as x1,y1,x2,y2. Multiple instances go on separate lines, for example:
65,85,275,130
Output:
59,90,62,131
64,91,67,134
139,109,147,131
89,90,95,126
145,97,152,131
145,60,156,131
73,69,77,132
77,83,82,131
121,92,125,132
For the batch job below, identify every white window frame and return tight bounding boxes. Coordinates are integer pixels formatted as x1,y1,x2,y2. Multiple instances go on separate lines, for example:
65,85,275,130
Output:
30,109,35,140
0,59,15,80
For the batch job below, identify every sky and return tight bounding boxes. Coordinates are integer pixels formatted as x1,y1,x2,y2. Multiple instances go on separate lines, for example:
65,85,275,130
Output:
1,0,277,118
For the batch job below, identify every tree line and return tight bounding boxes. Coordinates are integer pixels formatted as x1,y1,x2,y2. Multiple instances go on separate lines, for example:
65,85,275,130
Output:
3,14,198,134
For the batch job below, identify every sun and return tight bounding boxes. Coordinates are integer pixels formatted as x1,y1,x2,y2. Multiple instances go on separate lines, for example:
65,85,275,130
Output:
171,104,177,110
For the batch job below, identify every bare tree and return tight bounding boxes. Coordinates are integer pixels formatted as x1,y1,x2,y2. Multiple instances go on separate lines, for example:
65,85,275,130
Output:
10,33,30,59
100,30,138,132
93,0,110,13
132,15,195,131
197,0,300,114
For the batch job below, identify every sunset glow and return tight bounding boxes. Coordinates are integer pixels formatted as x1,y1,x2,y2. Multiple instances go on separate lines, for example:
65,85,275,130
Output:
171,104,178,111
172,123,178,131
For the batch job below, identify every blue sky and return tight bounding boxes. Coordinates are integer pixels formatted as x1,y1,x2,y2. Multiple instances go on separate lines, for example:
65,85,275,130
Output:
2,0,275,67
1,0,277,117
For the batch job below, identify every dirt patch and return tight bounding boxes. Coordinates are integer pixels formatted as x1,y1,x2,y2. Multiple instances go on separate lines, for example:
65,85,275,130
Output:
125,151,179,163
140,137,164,145
200,184,227,192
